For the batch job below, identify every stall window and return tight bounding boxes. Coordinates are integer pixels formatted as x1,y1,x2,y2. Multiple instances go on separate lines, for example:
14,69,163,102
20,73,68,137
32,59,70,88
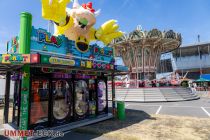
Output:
75,80,89,117
89,80,96,116
98,81,107,112
30,79,49,125
52,80,71,120
12,79,21,126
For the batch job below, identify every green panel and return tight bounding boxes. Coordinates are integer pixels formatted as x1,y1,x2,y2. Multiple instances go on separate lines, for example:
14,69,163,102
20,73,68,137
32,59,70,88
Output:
41,55,50,64
0,55,2,62
19,65,30,131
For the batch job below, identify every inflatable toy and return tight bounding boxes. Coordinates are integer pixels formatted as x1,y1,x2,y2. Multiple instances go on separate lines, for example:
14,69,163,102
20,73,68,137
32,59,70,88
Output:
41,0,123,48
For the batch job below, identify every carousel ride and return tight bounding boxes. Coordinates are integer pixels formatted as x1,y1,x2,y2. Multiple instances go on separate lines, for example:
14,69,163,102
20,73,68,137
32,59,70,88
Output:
111,26,182,87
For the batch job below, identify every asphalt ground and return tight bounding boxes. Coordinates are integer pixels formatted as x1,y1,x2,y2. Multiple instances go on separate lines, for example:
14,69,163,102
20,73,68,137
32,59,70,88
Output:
123,97,210,118
49,97,210,140
43,131,109,140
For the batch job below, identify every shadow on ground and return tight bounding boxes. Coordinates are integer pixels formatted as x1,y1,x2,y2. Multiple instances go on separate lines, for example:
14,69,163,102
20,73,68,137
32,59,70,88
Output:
0,135,10,140
74,108,155,136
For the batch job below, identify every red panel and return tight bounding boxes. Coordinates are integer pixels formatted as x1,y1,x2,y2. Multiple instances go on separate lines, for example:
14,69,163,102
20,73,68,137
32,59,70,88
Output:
30,54,40,63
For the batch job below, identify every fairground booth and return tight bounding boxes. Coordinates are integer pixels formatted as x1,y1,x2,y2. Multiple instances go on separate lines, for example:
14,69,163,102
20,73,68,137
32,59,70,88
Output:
1,11,127,131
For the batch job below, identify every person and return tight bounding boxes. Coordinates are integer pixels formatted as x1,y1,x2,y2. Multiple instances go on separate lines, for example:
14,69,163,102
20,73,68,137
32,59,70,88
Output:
188,80,192,88
191,82,197,95
203,82,208,94
142,81,145,87
156,81,160,87
151,80,156,87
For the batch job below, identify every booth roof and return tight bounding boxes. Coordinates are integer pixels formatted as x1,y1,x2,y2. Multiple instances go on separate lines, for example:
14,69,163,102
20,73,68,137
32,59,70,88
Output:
0,53,128,74
195,78,210,82
30,63,127,75
0,64,23,74
0,63,128,75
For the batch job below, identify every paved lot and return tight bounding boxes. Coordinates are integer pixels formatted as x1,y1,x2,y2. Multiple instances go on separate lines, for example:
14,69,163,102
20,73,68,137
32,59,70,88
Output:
43,97,210,140
126,105,158,114
44,131,109,140
124,97,210,118
206,108,210,114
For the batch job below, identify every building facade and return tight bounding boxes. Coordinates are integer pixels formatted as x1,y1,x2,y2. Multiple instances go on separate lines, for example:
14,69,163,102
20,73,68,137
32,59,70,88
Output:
172,42,210,79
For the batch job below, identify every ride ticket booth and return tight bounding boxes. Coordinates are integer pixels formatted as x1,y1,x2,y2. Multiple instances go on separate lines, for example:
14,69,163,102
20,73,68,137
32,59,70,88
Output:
1,12,128,131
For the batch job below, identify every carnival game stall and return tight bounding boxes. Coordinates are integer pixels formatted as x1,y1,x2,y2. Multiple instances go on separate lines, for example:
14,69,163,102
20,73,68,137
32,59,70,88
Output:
1,0,127,132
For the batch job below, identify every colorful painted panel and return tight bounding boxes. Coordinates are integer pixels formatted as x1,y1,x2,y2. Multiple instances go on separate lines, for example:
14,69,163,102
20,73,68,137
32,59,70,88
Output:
31,27,71,56
30,27,115,64
52,73,72,79
0,54,40,64
7,36,19,54
39,55,114,71
0,54,30,64
49,57,75,66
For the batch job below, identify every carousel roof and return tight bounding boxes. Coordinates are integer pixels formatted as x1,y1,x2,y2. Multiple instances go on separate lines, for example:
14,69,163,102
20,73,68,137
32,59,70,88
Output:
111,27,182,53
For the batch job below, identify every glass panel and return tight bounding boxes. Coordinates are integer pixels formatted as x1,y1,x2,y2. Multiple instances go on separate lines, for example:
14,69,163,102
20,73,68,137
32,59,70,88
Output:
98,81,107,112
88,80,96,116
75,80,89,116
30,79,49,124
52,80,71,120
12,80,21,125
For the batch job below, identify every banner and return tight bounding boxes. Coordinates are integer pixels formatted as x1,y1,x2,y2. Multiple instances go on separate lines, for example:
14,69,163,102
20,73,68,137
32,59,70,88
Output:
0,54,30,64
49,57,75,66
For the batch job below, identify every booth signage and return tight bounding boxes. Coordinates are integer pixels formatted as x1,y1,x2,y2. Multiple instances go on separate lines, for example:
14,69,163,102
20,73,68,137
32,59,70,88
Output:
49,57,75,66
53,73,72,79
38,31,62,47
31,27,114,63
0,54,30,64
20,93,29,130
75,74,97,79
93,46,113,57
86,61,92,68
31,27,70,55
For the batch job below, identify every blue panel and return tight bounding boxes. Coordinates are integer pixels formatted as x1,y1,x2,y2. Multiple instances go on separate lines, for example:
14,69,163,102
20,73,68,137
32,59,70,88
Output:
200,74,210,80
30,27,118,67
31,26,72,56
115,65,128,72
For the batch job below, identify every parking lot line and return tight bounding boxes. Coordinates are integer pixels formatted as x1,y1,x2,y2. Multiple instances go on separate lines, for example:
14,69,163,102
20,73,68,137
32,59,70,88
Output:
156,106,162,114
125,104,130,107
163,105,210,108
201,107,210,117
128,104,161,107
128,104,210,109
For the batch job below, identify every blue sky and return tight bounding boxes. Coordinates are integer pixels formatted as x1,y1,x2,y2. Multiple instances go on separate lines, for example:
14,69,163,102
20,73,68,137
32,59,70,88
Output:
0,0,210,53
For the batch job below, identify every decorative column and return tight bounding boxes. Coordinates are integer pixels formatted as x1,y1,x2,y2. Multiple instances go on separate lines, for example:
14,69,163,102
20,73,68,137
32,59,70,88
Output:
111,74,116,117
19,12,32,132
142,47,145,80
